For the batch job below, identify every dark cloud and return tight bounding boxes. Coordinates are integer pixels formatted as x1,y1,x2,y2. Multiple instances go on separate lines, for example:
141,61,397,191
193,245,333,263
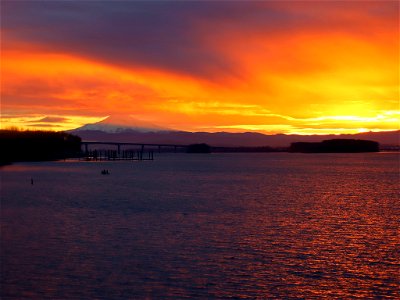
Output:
34,116,69,123
3,1,239,76
27,123,63,127
2,1,398,78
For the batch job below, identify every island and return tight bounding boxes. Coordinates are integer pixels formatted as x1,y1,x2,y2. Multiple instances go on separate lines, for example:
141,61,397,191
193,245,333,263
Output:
289,139,379,153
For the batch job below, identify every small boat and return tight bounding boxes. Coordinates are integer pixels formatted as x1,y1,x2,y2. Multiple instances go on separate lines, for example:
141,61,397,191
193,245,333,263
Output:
101,169,110,175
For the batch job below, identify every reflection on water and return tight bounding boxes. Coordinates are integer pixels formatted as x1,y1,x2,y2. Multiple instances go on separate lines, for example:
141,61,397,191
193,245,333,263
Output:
1,153,399,299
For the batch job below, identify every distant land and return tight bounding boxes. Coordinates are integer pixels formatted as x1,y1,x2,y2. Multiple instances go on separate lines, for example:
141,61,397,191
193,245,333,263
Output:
0,130,81,164
70,116,399,149
290,139,380,153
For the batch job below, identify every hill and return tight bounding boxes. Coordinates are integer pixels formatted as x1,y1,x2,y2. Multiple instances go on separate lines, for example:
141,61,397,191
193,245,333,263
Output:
70,128,399,149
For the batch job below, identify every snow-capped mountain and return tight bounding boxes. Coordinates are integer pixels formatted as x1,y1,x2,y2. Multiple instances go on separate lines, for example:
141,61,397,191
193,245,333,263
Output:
73,115,173,133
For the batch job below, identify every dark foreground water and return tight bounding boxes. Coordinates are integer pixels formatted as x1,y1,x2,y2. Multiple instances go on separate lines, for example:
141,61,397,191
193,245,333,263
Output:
1,153,399,299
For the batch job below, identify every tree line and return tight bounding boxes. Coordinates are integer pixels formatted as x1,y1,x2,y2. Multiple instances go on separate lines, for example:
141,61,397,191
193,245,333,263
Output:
1,129,82,164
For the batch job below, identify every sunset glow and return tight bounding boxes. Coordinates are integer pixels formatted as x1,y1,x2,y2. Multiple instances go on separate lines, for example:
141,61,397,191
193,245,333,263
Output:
1,1,399,134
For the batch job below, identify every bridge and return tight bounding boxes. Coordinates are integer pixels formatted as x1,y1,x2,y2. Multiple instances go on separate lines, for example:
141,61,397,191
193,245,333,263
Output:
81,141,188,153
81,141,189,160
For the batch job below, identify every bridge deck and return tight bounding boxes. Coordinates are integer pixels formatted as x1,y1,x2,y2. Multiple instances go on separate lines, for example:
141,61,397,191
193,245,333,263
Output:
81,141,188,147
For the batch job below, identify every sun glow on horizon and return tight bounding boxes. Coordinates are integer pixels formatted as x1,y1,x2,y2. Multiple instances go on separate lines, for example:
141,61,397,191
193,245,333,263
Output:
1,46,398,133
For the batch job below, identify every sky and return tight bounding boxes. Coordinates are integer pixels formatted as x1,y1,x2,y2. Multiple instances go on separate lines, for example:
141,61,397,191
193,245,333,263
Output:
1,0,399,134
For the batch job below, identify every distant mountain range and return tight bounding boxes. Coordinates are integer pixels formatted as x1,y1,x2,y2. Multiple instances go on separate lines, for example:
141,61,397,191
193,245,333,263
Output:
70,116,399,148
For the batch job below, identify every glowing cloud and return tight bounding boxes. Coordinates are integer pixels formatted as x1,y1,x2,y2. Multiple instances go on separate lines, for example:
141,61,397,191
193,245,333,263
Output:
1,1,399,133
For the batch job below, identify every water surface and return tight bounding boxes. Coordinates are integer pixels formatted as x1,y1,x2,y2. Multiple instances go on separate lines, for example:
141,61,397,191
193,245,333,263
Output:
1,153,399,299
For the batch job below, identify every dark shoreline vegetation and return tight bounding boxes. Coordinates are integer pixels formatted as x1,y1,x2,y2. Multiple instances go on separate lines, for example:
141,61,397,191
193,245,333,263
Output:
0,129,81,164
192,139,380,154
187,143,211,153
289,139,380,153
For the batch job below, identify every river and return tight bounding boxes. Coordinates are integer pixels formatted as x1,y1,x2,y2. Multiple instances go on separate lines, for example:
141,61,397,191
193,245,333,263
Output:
1,153,399,299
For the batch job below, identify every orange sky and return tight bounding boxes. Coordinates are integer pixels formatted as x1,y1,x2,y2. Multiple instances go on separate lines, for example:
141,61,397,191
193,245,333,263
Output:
1,1,399,134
